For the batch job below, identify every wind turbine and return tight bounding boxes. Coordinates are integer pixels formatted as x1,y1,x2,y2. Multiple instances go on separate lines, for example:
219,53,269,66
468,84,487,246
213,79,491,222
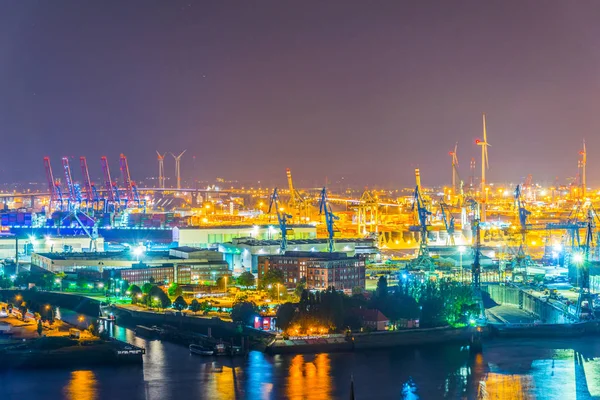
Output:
156,151,166,189
449,142,459,194
476,114,490,221
171,150,186,189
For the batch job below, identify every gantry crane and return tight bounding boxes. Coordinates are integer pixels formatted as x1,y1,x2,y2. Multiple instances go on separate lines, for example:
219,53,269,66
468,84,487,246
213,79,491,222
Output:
119,154,135,205
319,187,339,253
439,201,456,246
100,156,115,204
43,157,60,212
410,183,434,270
79,157,95,210
62,157,77,209
268,188,293,254
576,208,595,318
513,184,534,280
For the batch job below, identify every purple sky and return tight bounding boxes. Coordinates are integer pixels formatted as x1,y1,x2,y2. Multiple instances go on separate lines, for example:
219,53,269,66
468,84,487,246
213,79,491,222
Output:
1,1,599,188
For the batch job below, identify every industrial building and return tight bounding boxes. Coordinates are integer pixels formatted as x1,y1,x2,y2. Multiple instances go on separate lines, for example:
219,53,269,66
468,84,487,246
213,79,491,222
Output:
0,235,104,260
32,247,228,277
220,237,377,273
258,251,366,291
173,224,317,248
119,261,230,286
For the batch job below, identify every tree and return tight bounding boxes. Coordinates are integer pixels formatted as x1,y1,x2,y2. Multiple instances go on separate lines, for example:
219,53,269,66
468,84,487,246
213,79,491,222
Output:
148,276,156,284
168,283,183,298
294,280,306,298
173,295,188,312
230,301,259,326
128,284,142,304
352,286,363,296
260,269,285,289
237,272,256,289
376,276,388,298
276,302,296,332
141,282,153,295
189,299,200,314
148,286,171,309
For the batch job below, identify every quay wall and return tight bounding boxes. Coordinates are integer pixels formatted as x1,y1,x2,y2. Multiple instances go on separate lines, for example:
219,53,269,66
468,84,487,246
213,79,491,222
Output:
482,284,574,324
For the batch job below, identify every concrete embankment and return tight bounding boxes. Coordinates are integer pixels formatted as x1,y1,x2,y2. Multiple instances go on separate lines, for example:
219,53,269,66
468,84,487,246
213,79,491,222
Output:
482,284,575,324
112,305,273,341
267,326,476,354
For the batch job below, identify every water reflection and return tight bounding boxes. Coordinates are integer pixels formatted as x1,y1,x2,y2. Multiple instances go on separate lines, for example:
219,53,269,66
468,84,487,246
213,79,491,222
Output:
287,354,331,400
63,370,97,400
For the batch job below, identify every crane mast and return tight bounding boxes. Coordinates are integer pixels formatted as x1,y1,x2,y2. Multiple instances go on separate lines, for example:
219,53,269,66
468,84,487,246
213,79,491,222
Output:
43,157,58,207
268,188,292,254
79,157,94,203
319,188,339,253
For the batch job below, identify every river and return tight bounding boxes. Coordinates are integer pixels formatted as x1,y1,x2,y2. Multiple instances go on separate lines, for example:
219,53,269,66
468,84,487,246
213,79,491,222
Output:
2,311,600,399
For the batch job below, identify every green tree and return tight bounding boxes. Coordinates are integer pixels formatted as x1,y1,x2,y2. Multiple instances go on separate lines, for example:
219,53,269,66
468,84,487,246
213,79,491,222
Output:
260,269,285,289
294,280,306,298
237,272,256,288
148,286,171,309
189,299,200,314
141,282,153,295
200,300,211,315
168,283,183,298
128,284,143,303
276,302,296,332
352,286,363,296
230,301,259,326
173,295,188,311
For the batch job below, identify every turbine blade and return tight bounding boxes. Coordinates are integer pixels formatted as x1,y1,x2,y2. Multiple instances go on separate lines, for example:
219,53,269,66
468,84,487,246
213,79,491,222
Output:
482,113,487,142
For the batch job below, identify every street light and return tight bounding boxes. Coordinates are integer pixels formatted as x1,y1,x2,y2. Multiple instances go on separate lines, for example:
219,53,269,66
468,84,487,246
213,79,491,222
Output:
278,283,282,302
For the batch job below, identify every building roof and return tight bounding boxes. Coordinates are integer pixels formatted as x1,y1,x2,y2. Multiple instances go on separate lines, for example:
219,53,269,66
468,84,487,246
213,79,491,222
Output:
278,251,356,260
231,238,374,247
353,308,389,322
170,246,206,253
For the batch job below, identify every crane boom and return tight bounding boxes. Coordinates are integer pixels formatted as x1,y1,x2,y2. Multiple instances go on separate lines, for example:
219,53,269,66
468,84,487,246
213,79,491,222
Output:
43,157,57,203
100,156,115,202
79,156,94,203
119,153,134,202
62,157,76,202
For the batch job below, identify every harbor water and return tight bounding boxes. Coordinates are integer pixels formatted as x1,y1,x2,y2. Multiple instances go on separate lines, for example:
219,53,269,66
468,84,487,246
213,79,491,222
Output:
2,316,600,399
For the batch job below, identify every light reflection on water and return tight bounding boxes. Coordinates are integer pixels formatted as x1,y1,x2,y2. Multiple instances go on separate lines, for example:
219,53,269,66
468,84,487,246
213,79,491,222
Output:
63,370,97,400
3,318,600,399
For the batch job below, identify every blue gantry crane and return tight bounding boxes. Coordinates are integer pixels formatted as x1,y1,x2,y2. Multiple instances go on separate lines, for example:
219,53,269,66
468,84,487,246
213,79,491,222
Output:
410,184,434,270
319,187,339,253
439,202,455,246
269,188,293,254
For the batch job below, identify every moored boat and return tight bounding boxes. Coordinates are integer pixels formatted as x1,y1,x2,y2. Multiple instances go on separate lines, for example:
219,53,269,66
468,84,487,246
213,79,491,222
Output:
189,344,214,356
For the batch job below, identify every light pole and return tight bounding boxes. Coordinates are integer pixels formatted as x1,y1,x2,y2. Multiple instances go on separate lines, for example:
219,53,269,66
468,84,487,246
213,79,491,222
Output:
276,283,281,302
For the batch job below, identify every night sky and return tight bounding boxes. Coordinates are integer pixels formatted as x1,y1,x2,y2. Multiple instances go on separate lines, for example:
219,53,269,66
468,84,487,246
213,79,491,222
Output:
1,1,599,188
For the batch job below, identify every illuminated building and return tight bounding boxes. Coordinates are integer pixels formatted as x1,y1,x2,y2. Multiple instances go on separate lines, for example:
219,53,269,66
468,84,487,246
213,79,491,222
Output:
258,251,366,291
